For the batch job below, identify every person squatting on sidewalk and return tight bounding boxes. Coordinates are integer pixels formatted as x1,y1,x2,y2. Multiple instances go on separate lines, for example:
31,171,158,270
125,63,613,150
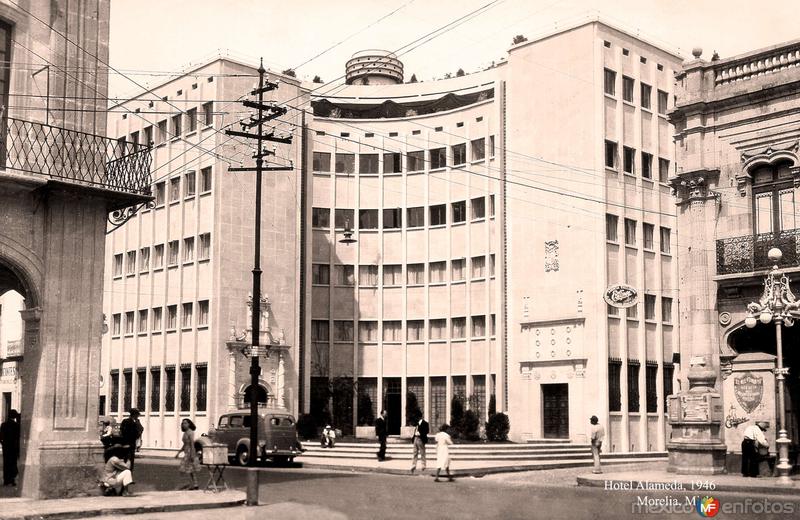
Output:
410,416,429,474
434,423,454,482
589,415,605,474
741,421,769,477
102,444,135,496
321,425,336,448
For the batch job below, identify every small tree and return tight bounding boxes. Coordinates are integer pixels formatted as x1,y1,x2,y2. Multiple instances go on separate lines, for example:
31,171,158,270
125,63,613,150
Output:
486,412,510,441
408,74,418,83
488,394,496,417
456,68,465,77
512,34,528,45
461,409,481,441
282,68,296,77
312,75,323,83
296,413,318,440
406,391,422,425
443,72,452,79
357,392,375,426
450,396,465,439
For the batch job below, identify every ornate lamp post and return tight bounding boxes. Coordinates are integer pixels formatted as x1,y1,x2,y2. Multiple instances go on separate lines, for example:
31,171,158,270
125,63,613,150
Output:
744,247,798,485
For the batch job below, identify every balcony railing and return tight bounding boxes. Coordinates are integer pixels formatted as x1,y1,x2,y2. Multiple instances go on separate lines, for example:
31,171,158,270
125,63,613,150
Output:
1,117,152,196
5,339,23,358
713,42,800,86
716,229,800,275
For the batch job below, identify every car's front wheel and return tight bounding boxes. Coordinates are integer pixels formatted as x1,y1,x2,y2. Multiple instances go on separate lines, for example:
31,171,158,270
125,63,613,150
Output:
236,445,249,466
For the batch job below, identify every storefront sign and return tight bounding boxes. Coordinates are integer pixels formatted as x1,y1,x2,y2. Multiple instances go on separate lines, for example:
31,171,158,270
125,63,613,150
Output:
734,372,763,413
681,394,710,422
603,284,638,308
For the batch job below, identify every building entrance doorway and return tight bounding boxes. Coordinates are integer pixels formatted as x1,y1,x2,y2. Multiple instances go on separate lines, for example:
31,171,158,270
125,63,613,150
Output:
384,378,401,435
2,392,10,419
542,383,569,439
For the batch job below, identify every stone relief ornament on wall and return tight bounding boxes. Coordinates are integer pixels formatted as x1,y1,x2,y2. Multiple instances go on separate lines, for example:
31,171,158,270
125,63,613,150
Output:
603,283,638,308
544,240,559,272
734,372,763,413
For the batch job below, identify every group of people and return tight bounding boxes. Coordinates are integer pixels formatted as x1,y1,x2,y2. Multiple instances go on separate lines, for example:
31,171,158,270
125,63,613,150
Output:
374,410,455,482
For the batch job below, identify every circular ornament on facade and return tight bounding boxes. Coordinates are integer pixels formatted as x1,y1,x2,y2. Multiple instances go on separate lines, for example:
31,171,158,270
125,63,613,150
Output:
550,339,556,345
566,337,572,344
536,340,541,347
550,328,555,335
604,283,638,308
719,312,732,326
536,329,540,336
536,351,540,358
566,326,571,333
566,349,571,357
551,350,556,357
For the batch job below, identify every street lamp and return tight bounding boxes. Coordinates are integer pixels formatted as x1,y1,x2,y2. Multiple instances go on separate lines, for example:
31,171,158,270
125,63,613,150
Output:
744,247,798,485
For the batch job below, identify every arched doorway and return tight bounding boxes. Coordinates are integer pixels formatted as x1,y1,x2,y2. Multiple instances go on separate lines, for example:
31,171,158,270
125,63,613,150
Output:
242,383,269,408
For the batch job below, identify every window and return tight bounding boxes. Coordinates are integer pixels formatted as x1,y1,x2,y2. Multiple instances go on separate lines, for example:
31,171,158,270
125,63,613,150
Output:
407,151,424,172
182,302,193,329
202,102,213,125
471,256,485,278
172,114,182,136
622,76,634,102
608,360,621,412
152,307,162,331
333,321,354,342
641,83,651,109
200,166,212,192
407,263,424,285
359,265,378,286
628,362,640,413
407,207,424,228
472,315,486,337
644,294,656,320
471,138,485,161
452,201,466,224
452,259,465,281
383,264,402,286
313,152,331,172
452,143,466,166
489,194,495,217
196,365,207,412
407,320,424,341
112,313,121,336
113,253,123,277
143,126,153,146
110,371,120,413
641,152,652,179
167,240,179,266
626,304,638,320
165,367,176,412
125,311,135,335
139,247,150,272
183,237,194,263
180,366,191,412
198,233,211,260
155,182,166,206
429,147,446,169
429,261,446,283
126,250,136,275
658,158,670,183
153,244,165,269
170,177,181,202
167,305,178,330
359,154,379,174
312,264,330,285
660,227,671,254
359,321,378,342
606,214,618,242
662,297,673,323
150,367,161,412
489,254,496,276
383,152,401,174
157,119,167,145
138,309,148,333
383,321,402,342
605,140,617,169
383,208,402,229
623,146,635,174
335,153,355,174
608,304,619,316
184,171,196,197
429,319,447,340
335,209,354,229
136,368,146,410
646,364,658,413
334,265,355,285
471,197,485,220
451,317,466,339
643,223,655,250
359,209,378,229
657,90,668,114
752,163,797,235
429,204,446,226
312,208,330,228
604,68,616,96
186,107,197,133
311,320,329,341
663,364,674,409
491,314,496,335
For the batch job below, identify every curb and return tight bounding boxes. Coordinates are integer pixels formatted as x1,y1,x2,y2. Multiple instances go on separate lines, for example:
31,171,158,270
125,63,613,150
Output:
4,496,246,520
576,475,800,497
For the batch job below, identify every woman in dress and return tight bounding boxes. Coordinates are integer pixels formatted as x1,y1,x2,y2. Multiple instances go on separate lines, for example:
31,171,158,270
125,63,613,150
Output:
434,423,454,482
175,419,200,490
102,444,134,496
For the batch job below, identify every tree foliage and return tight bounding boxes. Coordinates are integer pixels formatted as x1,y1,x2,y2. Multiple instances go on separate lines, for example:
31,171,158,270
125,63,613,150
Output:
406,391,422,425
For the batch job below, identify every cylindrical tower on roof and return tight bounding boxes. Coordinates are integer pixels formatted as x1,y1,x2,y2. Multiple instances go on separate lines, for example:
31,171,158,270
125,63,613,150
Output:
345,49,404,85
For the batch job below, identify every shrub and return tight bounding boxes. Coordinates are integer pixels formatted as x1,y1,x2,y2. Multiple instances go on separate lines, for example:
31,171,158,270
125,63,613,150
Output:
486,412,510,442
461,410,481,441
406,391,422,425
450,397,465,439
357,393,375,426
488,394,496,417
296,413,318,441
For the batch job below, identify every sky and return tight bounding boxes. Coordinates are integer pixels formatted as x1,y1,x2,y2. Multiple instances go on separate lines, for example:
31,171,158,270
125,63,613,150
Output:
108,0,800,99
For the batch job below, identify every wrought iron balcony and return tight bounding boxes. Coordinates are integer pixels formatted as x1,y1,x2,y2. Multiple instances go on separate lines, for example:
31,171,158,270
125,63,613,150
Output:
716,229,800,275
1,117,152,196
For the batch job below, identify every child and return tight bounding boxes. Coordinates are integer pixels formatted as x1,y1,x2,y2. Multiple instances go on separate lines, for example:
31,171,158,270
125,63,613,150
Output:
434,423,454,482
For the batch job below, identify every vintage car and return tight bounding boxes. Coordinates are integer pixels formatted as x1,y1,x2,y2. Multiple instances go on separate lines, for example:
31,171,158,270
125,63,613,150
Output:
205,410,304,465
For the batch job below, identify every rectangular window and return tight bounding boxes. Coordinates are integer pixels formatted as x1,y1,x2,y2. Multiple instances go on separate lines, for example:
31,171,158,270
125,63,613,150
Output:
180,366,191,412
643,223,655,250
407,207,424,228
136,368,147,411
452,143,467,166
183,237,194,263
170,177,181,201
471,138,485,161
196,364,207,412
646,364,658,413
200,166,212,193
407,320,424,341
198,233,211,260
491,314,496,335
110,371,119,413
489,254,496,277
358,321,378,342
662,297,673,323
168,240,179,266
606,214,618,242
609,360,621,412
644,294,656,320
313,152,331,172
471,197,485,220
605,140,617,169
359,265,378,286
628,362,640,413
186,107,197,133
641,83,652,109
383,152,402,174
451,259,466,281
143,126,153,146
623,76,634,102
312,264,330,285
489,194,495,217
138,309,148,333
624,218,636,246
604,68,616,96
334,320,354,342
182,302,193,329
452,201,466,223
471,256,486,279
152,307,162,331
139,247,150,272
165,367,176,412
407,151,424,172
451,317,466,339
623,146,635,174
359,209,378,229
626,304,638,320
429,319,447,340
383,208,402,229
184,171,196,197
112,313,121,336
153,244,164,269
126,250,136,275
157,119,167,145
472,315,486,337
198,300,209,327
658,158,670,183
382,321,402,342
334,265,355,285
150,367,161,412
429,204,446,226
123,371,132,412
329,208,351,230
167,305,178,330
407,263,424,285
429,261,446,283
172,114,182,136
383,264,402,286
660,226,671,254
641,152,652,179
359,153,379,174
155,182,166,206
335,153,355,174
490,135,496,157
311,320,329,341
202,102,213,126
608,304,619,316
113,253,123,277
429,147,446,169
663,364,674,409
657,90,668,114
125,311,135,335
311,208,331,229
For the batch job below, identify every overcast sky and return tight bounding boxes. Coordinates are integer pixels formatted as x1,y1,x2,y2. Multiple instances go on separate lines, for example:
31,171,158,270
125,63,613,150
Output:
108,0,799,99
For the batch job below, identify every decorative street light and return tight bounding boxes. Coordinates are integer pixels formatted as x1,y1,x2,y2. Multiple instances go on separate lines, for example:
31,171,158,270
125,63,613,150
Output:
744,247,798,485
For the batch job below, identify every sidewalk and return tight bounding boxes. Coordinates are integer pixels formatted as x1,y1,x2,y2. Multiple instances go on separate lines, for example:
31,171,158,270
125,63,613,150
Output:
0,489,245,520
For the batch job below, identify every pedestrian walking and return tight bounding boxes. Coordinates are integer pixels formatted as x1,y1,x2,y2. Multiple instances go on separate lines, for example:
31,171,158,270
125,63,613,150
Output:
589,415,605,474
410,416,429,474
434,423,454,482
175,419,200,490
0,409,21,486
741,421,769,477
120,408,143,470
375,410,388,461
101,444,134,496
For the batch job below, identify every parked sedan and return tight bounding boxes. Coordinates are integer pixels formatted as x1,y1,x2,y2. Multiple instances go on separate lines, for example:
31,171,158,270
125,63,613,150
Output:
206,410,304,465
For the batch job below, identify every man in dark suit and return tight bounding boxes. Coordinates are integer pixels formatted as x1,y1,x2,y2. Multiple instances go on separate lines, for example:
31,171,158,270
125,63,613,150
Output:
120,408,143,470
1,409,20,486
410,416,429,473
375,410,388,461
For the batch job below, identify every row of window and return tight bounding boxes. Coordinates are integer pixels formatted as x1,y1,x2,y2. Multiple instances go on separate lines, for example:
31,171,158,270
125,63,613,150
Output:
606,214,671,253
604,141,671,181
112,233,212,277
106,364,207,414
120,102,214,149
312,136,496,174
602,40,666,73
608,361,674,413
111,300,210,336
608,295,673,323
312,255,496,286
153,167,213,206
312,196,495,230
603,68,669,114
311,315,497,342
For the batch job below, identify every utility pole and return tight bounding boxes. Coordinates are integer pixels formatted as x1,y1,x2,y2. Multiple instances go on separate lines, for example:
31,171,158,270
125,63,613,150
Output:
225,59,292,473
